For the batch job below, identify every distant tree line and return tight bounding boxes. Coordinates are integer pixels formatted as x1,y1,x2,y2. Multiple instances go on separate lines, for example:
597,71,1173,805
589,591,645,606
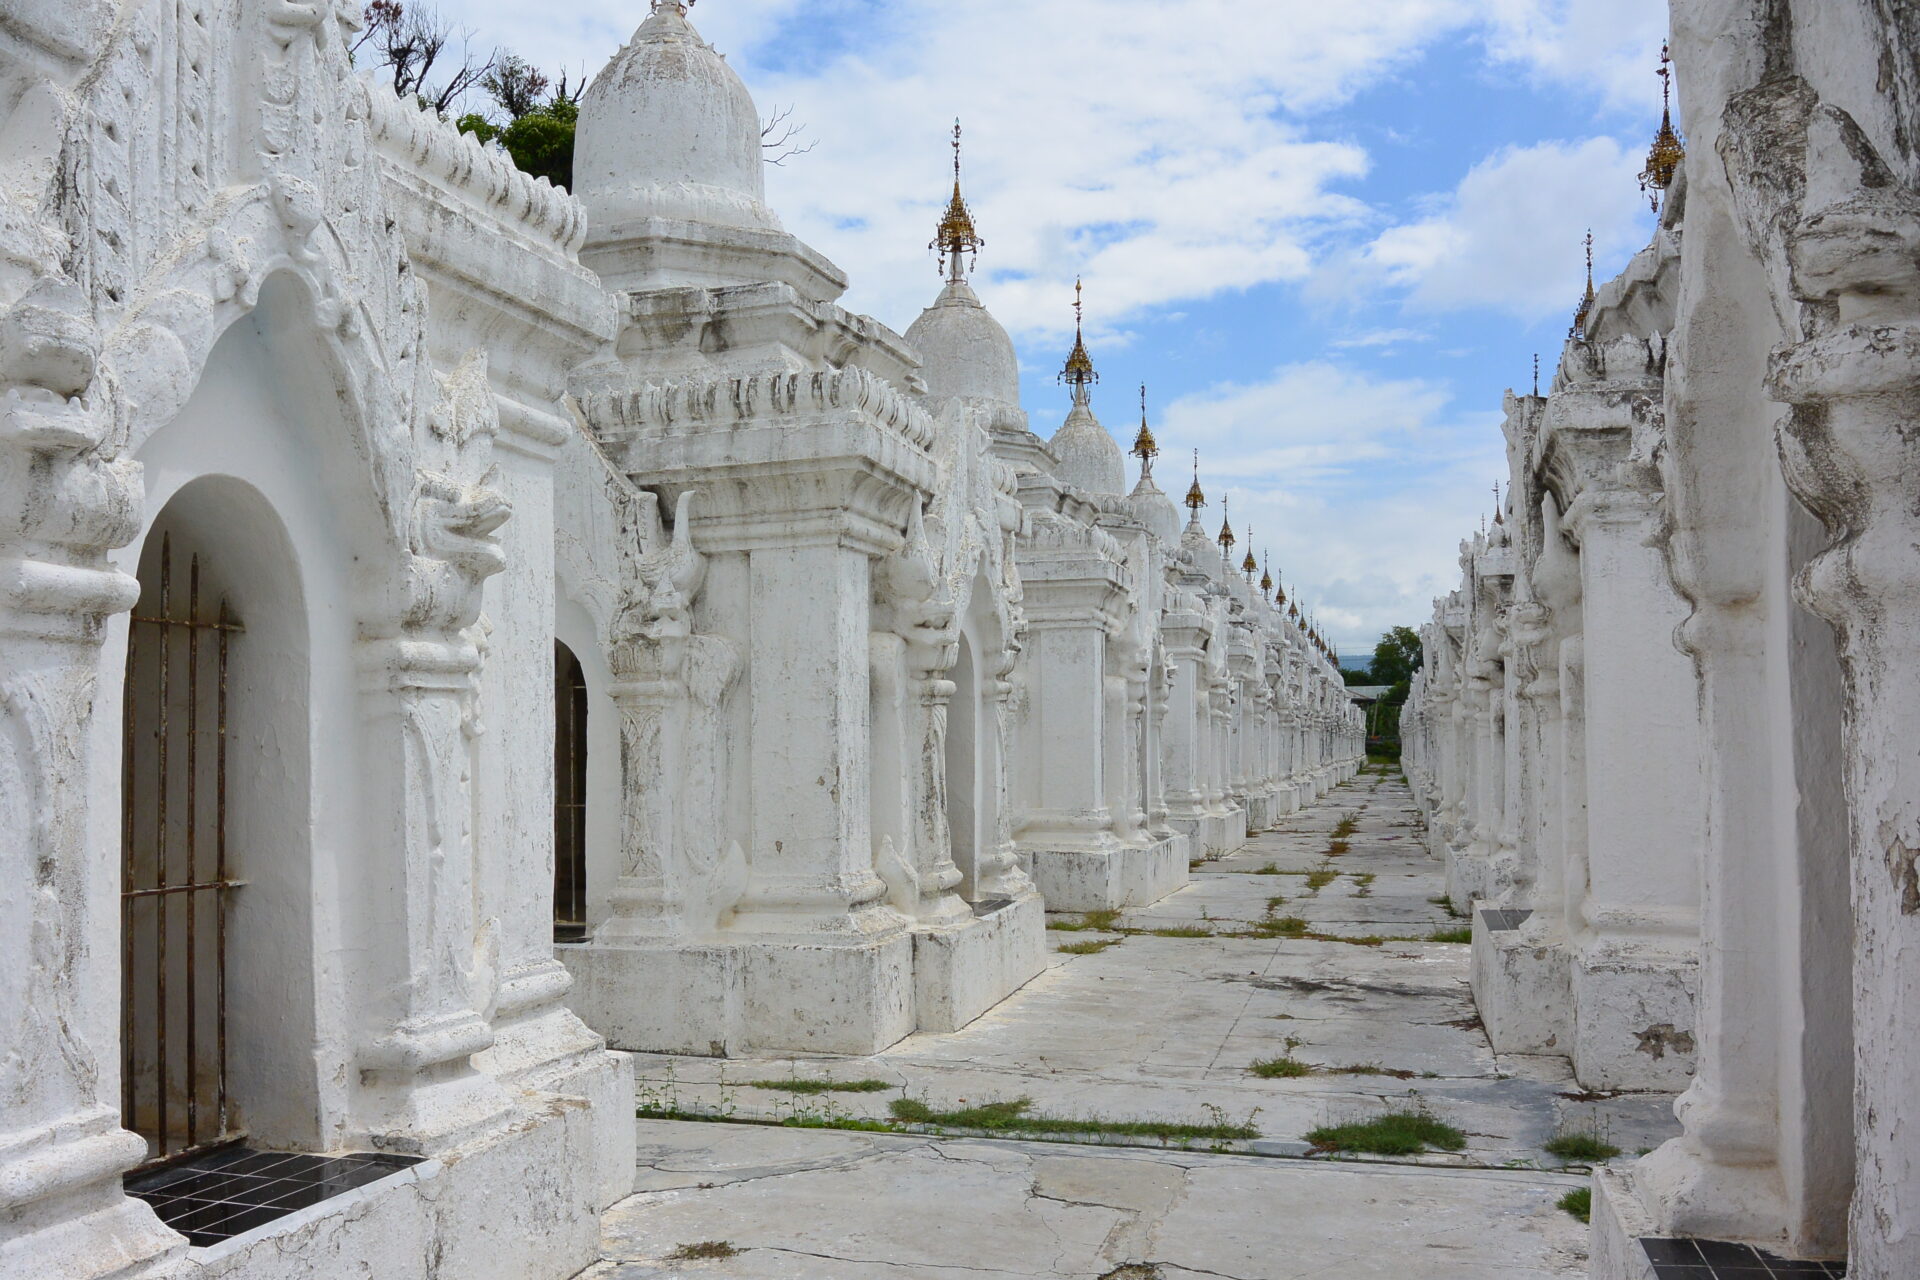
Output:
1342,625,1421,759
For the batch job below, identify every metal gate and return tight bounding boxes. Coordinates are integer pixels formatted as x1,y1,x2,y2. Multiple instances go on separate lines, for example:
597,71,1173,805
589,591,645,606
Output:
553,640,589,942
122,534,242,1168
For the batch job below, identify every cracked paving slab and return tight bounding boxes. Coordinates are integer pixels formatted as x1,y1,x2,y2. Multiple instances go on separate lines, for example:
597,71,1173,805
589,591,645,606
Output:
628,775,1680,1171
579,1120,1591,1278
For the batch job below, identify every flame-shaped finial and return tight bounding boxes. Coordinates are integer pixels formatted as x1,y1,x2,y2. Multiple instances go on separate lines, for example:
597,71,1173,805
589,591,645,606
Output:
1217,496,1236,554
1185,449,1205,511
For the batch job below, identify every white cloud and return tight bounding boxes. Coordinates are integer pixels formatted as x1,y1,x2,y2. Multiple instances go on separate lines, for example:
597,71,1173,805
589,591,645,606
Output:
1476,0,1674,116
1340,136,1650,321
1155,362,1503,647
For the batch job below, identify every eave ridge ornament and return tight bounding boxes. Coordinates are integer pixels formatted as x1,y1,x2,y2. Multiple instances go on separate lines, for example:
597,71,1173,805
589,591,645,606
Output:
933,119,985,280
1638,42,1685,213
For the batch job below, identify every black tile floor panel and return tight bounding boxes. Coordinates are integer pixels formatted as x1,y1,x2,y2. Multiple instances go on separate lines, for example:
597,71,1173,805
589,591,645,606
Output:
1643,1237,1847,1277
126,1146,422,1247
1480,907,1534,932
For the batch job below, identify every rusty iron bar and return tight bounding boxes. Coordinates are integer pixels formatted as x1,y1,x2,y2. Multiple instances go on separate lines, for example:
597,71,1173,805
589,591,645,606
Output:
122,535,242,1170
155,536,170,1159
185,553,199,1149
215,598,232,1141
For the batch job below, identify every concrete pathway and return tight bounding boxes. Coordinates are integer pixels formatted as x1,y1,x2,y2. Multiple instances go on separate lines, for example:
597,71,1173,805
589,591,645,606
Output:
590,771,1682,1278
583,1120,1592,1278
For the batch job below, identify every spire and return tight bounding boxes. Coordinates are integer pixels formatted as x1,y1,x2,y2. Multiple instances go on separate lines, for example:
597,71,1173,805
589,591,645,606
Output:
1638,42,1686,213
1493,480,1505,526
1217,496,1236,555
1131,383,1159,478
1276,575,1287,606
1570,230,1596,340
1260,556,1273,594
1532,353,1540,397
932,119,985,281
1058,278,1099,403
1184,448,1205,512
1241,531,1258,579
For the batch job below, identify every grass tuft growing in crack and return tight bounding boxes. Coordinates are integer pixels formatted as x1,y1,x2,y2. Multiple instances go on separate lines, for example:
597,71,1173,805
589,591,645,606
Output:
1149,925,1215,938
1306,1108,1467,1156
888,1097,1257,1143
1558,1188,1592,1223
1544,1128,1622,1163
1428,926,1473,944
666,1242,740,1260
1049,908,1122,932
746,1077,893,1094
1057,938,1123,955
1305,868,1337,892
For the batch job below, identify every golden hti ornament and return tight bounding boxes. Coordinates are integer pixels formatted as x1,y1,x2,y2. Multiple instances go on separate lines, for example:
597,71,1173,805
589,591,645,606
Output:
1131,384,1159,479
932,119,985,280
1638,43,1685,213
1185,450,1205,512
1059,278,1098,390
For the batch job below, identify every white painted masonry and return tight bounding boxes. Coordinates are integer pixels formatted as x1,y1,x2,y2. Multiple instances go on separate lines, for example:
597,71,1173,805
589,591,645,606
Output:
0,2,1359,1277
1403,4,1920,1275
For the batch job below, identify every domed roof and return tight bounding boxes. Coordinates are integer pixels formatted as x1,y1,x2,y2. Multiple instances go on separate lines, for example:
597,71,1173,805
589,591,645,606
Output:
904,278,1021,407
1050,400,1126,496
1127,472,1181,542
574,2,779,234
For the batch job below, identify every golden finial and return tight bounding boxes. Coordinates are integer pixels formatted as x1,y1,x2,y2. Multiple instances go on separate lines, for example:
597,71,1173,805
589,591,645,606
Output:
1276,576,1287,606
1638,43,1685,213
1217,496,1235,553
1059,278,1099,395
1289,600,1299,621
1493,480,1505,526
1260,556,1273,594
1131,383,1159,475
1241,533,1258,578
1175,450,1205,510
932,119,985,280
1570,230,1596,340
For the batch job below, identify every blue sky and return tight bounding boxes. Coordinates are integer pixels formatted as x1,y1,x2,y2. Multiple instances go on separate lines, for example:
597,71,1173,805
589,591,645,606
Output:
439,0,1672,653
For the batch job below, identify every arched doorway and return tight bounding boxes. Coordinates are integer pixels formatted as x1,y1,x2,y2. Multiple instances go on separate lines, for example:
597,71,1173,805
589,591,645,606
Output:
119,475,314,1167
554,639,590,942
945,635,978,898
121,532,241,1167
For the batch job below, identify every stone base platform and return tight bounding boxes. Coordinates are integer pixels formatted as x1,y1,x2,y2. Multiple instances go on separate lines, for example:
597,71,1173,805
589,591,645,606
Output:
176,1094,606,1280
1022,832,1189,912
1471,907,1572,1056
560,931,917,1058
911,893,1048,1033
1570,943,1699,1093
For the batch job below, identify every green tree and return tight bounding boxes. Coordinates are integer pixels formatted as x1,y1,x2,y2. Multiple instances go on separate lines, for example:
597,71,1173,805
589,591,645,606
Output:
457,79,578,190
1369,625,1422,690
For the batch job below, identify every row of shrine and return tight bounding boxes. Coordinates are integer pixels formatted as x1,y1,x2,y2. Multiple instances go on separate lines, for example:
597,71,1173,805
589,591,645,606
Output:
0,1,1360,1276
1401,5,1920,1275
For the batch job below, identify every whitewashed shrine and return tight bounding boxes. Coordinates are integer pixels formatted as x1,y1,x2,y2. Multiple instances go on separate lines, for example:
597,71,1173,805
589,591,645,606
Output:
0,2,1359,1277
